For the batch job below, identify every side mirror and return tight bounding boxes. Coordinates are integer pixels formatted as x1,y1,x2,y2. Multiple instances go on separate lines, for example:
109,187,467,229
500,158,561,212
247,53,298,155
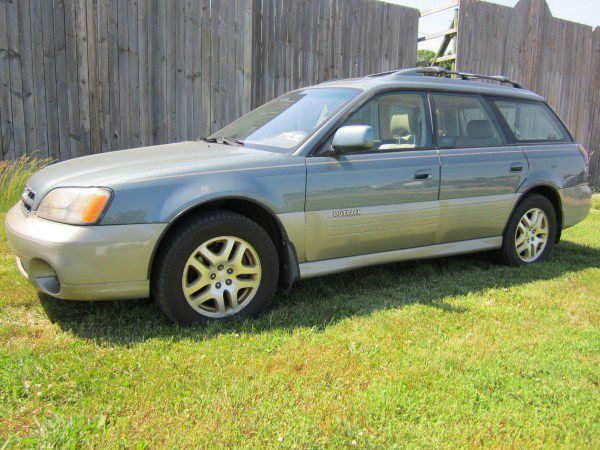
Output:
331,125,374,153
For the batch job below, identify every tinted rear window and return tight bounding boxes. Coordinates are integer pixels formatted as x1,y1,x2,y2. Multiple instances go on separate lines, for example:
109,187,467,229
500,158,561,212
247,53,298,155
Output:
433,93,505,148
491,99,571,143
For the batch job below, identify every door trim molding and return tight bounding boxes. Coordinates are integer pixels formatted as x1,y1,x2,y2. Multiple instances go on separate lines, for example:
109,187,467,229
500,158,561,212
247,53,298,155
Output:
299,236,502,279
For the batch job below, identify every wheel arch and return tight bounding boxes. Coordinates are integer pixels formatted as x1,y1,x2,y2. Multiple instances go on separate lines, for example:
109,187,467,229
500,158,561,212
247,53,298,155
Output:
507,184,563,242
148,196,300,289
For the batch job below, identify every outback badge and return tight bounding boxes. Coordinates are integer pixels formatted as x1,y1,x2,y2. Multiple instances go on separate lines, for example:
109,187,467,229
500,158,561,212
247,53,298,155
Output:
332,209,361,217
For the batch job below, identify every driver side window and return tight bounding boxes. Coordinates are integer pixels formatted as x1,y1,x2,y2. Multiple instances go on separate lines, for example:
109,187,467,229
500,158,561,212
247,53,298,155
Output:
339,91,431,151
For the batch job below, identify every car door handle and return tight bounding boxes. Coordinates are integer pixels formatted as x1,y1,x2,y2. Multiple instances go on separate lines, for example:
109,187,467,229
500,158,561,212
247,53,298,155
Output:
510,163,523,172
414,170,432,180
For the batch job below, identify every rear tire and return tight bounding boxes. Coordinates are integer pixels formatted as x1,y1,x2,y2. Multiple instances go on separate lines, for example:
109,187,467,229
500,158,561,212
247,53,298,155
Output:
152,210,279,325
499,194,557,266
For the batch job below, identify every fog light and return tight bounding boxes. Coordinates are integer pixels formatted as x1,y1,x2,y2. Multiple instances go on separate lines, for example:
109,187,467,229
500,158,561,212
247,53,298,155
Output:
29,258,61,295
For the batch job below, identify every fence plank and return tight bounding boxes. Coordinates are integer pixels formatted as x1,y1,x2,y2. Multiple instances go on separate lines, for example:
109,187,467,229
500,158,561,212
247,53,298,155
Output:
200,0,211,136
209,0,219,133
175,0,186,141
53,0,71,161
217,0,227,129
183,0,194,140
117,0,129,148
0,0,15,159
87,0,101,154
74,0,91,157
107,0,121,150
242,0,252,112
18,0,37,156
137,0,149,146
6,0,26,157
41,0,60,160
96,0,111,152
165,1,176,141
64,0,81,158
191,0,202,137
155,0,167,144
147,0,157,144
29,0,49,157
127,0,140,147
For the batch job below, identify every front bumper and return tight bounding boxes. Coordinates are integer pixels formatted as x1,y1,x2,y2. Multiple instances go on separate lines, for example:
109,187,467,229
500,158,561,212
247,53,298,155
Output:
3,204,167,300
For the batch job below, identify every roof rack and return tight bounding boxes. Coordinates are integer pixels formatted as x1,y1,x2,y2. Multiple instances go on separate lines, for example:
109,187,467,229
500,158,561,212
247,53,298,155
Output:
367,66,524,89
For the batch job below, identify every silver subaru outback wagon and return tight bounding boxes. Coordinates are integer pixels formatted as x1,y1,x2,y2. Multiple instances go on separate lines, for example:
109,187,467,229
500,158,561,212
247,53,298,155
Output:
4,67,592,325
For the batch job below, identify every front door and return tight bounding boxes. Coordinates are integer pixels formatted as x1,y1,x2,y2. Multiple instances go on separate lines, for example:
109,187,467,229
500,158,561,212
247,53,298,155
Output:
431,92,528,243
305,91,440,261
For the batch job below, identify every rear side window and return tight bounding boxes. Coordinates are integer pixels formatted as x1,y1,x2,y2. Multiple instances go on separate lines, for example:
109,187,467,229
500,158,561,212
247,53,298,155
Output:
491,99,570,142
433,93,505,148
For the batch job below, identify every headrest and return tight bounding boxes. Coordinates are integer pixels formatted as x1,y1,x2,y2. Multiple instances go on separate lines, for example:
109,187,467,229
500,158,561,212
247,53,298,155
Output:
390,114,410,136
467,120,493,138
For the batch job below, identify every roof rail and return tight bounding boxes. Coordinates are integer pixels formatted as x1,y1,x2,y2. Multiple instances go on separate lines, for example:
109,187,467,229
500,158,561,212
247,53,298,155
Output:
364,70,399,78
367,66,524,89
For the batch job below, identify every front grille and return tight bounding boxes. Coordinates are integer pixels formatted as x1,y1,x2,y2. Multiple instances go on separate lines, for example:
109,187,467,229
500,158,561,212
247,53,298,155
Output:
20,186,35,216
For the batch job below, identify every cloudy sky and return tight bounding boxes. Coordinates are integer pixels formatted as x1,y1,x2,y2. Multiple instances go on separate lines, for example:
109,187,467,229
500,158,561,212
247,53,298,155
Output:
386,0,600,51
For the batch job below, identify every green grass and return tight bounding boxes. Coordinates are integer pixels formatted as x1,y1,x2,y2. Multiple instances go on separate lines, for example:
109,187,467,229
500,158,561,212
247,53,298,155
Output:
0,193,598,447
0,156,53,213
592,194,600,211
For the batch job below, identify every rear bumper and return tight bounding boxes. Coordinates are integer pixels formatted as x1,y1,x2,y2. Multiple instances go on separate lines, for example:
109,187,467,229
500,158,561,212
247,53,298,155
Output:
560,184,592,229
4,204,166,300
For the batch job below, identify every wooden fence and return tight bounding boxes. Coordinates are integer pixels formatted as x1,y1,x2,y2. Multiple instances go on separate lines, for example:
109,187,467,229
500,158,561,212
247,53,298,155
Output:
251,0,419,106
456,0,600,184
0,0,254,161
0,0,419,162
588,28,600,185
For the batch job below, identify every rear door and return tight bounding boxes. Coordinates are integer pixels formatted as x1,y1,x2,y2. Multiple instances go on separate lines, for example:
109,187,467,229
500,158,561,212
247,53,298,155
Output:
432,92,528,243
305,91,440,261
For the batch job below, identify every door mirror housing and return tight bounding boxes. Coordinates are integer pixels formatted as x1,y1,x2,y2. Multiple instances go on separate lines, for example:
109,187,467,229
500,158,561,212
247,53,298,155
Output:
331,125,374,152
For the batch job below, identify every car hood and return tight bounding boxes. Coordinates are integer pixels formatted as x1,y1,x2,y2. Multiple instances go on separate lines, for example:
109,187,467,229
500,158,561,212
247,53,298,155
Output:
27,141,285,197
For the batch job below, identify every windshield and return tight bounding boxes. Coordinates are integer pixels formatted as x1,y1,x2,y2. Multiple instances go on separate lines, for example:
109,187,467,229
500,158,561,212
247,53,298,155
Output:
208,87,361,153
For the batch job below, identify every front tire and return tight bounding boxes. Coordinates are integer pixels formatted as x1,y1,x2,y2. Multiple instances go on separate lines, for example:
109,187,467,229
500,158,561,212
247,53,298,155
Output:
499,194,557,266
152,210,279,325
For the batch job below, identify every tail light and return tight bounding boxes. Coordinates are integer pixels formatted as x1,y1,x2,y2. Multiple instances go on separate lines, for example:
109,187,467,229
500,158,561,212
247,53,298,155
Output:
577,144,590,184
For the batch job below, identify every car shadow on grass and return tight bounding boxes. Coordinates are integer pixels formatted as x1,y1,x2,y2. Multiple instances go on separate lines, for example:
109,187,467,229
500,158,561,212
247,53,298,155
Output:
39,241,600,346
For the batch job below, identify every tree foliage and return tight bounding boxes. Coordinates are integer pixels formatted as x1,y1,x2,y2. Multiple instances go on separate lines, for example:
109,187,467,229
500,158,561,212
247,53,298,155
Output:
417,49,454,70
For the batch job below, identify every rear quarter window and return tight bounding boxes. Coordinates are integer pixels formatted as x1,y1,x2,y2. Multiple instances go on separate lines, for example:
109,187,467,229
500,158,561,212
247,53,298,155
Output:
491,99,571,143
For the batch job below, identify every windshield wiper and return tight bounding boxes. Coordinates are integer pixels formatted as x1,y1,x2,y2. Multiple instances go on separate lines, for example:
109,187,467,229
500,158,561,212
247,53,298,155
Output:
199,136,245,147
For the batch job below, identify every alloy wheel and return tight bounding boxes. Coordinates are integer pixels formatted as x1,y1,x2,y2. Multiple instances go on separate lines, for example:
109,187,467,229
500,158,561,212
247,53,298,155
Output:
514,207,549,262
181,236,261,317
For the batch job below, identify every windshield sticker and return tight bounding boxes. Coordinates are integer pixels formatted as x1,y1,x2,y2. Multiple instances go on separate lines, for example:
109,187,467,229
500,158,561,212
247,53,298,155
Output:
279,132,306,143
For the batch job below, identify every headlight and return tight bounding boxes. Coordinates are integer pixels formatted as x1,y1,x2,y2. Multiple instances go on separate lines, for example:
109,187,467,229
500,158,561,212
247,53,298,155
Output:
36,187,113,225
